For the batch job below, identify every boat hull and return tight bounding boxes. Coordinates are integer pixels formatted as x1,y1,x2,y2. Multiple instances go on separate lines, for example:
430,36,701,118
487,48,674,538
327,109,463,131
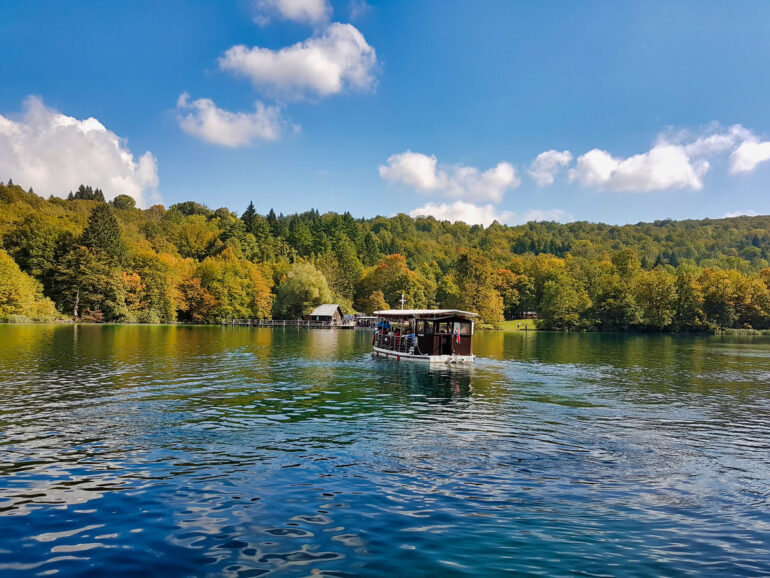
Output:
372,346,474,364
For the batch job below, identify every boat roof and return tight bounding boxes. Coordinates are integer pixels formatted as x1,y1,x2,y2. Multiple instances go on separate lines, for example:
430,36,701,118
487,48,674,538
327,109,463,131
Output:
374,309,478,318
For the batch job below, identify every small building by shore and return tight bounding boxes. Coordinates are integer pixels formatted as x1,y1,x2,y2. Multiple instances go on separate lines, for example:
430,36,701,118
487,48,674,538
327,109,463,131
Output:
306,304,344,324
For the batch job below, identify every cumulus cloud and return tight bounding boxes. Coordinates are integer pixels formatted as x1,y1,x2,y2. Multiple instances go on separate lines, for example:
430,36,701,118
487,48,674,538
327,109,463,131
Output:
254,0,331,26
682,124,753,157
348,0,372,20
379,151,519,203
410,201,515,227
566,123,770,192
723,210,758,218
518,209,573,223
0,96,158,206
730,140,770,174
219,23,377,99
176,93,285,147
529,149,572,186
569,145,710,192
409,201,572,227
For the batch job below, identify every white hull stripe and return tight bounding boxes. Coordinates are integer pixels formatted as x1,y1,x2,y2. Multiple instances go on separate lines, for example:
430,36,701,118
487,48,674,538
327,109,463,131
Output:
372,346,474,364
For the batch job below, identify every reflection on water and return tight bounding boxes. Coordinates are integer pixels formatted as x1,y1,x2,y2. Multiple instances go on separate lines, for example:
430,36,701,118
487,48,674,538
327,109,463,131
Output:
1,325,769,576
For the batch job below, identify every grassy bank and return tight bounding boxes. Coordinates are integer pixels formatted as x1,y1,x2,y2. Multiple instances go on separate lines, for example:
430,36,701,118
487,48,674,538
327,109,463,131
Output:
479,318,538,331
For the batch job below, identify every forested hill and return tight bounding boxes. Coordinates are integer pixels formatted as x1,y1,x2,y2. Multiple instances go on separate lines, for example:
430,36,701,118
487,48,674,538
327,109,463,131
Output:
2,181,770,332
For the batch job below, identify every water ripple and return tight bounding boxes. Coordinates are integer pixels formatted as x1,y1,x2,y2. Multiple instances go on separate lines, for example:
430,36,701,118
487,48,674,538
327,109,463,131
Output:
0,326,769,576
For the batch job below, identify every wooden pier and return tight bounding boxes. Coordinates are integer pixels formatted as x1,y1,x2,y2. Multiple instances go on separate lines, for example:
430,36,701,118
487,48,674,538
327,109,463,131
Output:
221,319,358,329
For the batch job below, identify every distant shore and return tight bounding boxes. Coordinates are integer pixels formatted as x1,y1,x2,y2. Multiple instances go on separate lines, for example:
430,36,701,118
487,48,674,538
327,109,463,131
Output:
5,319,770,336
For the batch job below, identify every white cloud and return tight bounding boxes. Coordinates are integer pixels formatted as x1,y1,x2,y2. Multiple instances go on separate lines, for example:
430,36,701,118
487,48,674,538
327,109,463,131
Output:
518,209,573,223
409,202,572,227
565,123,770,192
379,151,519,203
410,201,515,227
0,96,158,206
569,145,709,192
730,140,770,174
529,149,572,186
723,210,758,218
254,0,331,25
219,23,377,99
682,124,752,157
176,93,285,147
348,0,372,20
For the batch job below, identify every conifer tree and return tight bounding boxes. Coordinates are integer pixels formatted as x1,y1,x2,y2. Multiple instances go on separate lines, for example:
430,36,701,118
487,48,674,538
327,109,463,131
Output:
242,201,257,234
81,205,126,262
266,208,278,236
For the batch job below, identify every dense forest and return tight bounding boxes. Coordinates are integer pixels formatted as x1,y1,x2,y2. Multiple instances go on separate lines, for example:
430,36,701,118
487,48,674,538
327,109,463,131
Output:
2,180,770,332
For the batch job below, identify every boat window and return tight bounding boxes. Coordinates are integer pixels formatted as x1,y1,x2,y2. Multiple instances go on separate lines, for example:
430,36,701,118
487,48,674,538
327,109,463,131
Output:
416,320,431,334
437,322,450,334
459,321,472,335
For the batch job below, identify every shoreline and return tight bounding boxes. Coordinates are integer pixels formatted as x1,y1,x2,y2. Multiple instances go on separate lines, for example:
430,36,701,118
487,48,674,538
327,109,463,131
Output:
3,321,769,336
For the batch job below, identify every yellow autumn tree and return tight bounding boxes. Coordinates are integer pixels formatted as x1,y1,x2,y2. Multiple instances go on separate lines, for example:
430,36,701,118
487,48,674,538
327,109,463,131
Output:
0,249,60,321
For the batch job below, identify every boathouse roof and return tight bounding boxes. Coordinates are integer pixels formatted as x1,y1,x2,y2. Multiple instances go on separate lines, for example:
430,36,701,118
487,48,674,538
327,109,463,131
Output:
374,309,478,318
310,304,343,317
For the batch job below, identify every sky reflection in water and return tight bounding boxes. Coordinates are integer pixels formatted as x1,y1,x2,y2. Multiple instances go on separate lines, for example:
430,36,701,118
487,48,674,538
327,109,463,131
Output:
0,325,769,576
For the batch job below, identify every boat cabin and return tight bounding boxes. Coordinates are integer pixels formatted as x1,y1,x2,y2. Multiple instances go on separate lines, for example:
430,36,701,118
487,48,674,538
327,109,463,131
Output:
372,309,477,363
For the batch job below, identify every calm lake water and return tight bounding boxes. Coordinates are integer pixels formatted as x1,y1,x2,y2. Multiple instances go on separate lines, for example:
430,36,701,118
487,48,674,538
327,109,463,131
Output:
1,325,769,577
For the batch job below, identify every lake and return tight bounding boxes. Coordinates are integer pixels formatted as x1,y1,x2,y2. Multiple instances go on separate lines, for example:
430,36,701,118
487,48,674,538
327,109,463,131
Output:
1,325,769,576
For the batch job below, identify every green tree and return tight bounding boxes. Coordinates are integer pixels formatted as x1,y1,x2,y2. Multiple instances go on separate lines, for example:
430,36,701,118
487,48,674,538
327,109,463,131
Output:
539,273,591,330
81,204,126,262
735,274,770,328
454,251,504,326
0,249,59,321
170,216,219,260
196,247,273,320
494,268,522,319
288,219,313,256
359,232,381,266
673,271,704,331
130,250,177,322
611,248,641,279
633,268,677,330
242,201,257,234
436,276,462,309
273,261,333,319
590,262,639,330
51,247,128,321
359,290,388,315
170,201,211,217
4,215,77,289
72,184,105,201
699,269,741,330
111,195,137,210
356,254,434,310
317,234,363,301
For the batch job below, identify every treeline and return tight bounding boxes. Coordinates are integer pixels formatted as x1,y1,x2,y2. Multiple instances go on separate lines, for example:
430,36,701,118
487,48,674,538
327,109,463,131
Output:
2,181,770,332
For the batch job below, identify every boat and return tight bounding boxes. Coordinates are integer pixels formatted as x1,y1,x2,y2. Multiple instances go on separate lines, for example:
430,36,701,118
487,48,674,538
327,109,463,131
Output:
371,309,477,364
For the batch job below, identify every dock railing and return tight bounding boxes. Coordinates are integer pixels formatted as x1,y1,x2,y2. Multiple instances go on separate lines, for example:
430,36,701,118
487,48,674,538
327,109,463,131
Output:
221,319,358,329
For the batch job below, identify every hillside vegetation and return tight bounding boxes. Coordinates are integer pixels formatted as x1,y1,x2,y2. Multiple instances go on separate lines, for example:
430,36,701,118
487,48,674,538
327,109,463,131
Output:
2,181,770,331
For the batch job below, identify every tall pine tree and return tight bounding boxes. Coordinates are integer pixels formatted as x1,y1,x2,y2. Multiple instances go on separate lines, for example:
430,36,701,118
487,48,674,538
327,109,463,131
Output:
242,201,257,234
81,205,126,262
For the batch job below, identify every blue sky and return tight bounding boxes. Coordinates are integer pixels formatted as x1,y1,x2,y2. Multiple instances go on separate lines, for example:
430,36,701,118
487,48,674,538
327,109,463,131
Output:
1,0,770,225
